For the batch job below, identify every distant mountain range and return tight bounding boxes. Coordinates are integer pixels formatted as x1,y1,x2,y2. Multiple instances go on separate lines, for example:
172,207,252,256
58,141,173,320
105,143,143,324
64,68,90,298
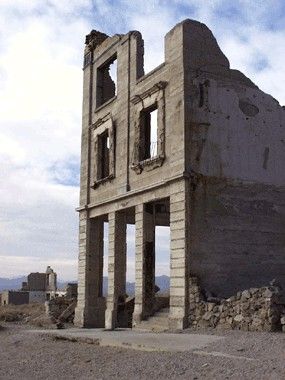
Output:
0,276,26,291
102,275,170,295
0,275,170,295
0,276,70,292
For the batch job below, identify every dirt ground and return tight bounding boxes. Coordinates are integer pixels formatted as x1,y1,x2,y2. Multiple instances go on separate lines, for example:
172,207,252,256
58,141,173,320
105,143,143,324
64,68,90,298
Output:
0,323,285,380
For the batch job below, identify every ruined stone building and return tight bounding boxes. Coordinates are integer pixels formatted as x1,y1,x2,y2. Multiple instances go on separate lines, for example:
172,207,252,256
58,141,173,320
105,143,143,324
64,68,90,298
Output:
22,266,57,293
20,266,58,303
74,20,285,330
0,291,29,306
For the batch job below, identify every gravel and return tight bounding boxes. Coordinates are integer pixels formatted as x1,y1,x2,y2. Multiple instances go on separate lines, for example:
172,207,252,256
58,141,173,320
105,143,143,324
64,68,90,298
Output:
0,323,285,380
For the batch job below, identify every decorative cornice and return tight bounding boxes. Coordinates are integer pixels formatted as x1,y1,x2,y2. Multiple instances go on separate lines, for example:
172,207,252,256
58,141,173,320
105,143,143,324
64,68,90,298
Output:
90,113,112,130
131,81,168,104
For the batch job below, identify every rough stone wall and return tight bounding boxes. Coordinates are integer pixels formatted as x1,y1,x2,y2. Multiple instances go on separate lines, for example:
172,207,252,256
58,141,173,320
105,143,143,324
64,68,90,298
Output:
189,277,285,332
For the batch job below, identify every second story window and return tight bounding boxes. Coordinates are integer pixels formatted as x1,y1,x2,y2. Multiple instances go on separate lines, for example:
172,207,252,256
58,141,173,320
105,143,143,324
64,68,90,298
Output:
91,114,115,188
96,55,117,107
139,104,158,161
130,81,168,174
97,131,110,179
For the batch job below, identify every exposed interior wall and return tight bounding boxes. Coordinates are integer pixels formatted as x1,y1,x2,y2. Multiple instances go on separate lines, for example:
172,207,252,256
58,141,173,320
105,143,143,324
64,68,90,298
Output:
183,20,285,186
181,20,285,299
186,78,285,185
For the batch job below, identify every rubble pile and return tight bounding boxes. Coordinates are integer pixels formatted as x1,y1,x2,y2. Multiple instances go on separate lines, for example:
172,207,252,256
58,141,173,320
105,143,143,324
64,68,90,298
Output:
189,277,285,332
45,297,74,323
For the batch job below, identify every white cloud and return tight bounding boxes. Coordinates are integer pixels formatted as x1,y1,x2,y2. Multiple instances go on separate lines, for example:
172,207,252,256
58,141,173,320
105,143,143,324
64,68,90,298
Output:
0,255,77,281
0,1,284,281
0,1,89,279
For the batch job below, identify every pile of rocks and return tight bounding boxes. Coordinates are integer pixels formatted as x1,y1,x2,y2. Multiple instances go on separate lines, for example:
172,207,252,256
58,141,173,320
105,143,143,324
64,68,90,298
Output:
45,297,74,323
189,277,285,332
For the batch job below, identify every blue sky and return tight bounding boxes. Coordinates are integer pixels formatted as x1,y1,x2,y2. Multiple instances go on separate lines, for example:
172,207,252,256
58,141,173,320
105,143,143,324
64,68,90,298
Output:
0,0,284,280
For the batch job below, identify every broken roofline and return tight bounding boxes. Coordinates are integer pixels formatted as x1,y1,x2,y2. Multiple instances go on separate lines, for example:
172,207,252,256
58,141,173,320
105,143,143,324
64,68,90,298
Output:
82,18,285,106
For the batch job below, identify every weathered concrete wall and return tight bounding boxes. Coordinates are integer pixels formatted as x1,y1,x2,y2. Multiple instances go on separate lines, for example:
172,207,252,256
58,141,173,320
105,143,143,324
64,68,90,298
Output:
189,178,285,297
186,77,285,185
29,291,46,304
27,273,47,291
181,19,285,298
183,20,285,186
79,23,188,211
1,291,29,305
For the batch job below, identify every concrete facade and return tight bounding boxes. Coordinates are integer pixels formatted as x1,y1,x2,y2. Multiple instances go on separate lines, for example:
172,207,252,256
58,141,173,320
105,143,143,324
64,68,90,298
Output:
75,20,285,330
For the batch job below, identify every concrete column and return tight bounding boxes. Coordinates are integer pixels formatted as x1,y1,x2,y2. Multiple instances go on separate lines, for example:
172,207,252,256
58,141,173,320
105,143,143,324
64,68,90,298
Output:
144,204,156,316
169,179,190,330
74,211,105,327
133,203,155,325
105,211,127,330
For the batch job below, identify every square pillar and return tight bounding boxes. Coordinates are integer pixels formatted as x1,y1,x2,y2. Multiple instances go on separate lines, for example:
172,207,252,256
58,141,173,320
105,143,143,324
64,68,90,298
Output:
169,179,190,330
105,211,127,330
132,203,155,326
74,211,105,327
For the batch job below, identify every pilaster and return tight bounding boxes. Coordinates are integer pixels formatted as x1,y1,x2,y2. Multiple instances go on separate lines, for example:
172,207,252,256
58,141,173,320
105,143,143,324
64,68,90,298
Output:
105,211,127,329
74,212,105,327
169,179,190,329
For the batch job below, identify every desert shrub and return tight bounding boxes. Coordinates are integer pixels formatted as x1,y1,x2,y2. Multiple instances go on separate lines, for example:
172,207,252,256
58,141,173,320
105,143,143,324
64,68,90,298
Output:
0,303,45,323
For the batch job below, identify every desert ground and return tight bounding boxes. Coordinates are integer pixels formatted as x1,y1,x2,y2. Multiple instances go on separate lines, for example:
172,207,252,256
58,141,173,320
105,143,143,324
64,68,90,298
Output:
0,319,285,380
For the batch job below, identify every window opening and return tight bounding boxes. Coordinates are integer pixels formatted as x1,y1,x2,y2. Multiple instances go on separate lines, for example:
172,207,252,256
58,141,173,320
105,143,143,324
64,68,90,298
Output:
140,104,158,161
97,55,117,107
126,223,135,295
155,225,170,291
98,131,110,180
103,221,109,296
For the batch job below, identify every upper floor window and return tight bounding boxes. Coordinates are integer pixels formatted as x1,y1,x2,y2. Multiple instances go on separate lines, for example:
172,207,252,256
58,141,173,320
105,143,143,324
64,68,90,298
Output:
131,81,168,174
139,104,158,161
97,130,110,180
96,55,117,107
91,114,115,188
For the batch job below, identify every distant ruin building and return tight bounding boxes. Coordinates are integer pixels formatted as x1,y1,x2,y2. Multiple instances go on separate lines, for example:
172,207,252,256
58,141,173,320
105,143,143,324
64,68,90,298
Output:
74,20,285,330
26,273,47,291
0,267,61,306
1,291,29,306
22,266,57,293
15,266,58,304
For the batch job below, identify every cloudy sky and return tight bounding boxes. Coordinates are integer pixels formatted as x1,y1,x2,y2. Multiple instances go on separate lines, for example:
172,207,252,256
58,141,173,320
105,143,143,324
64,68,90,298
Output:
0,0,284,281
